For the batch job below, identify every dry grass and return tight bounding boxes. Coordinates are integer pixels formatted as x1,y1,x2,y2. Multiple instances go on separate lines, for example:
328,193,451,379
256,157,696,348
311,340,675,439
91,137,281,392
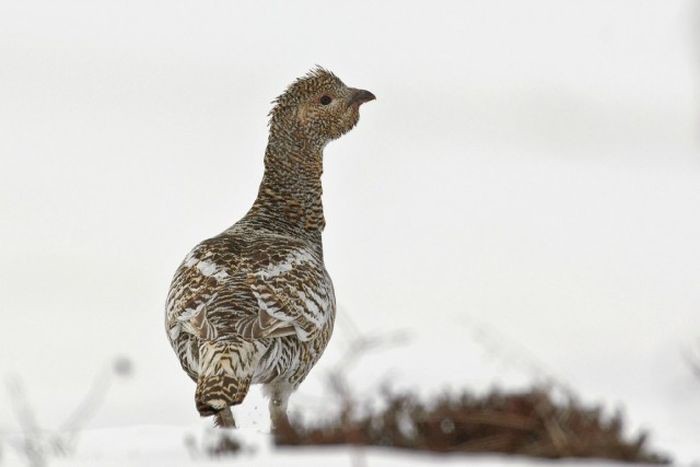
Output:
2,357,133,467
274,386,670,464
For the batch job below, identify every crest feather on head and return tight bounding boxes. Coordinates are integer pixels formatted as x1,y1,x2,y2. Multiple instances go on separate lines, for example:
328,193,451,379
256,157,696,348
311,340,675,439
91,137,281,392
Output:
269,66,344,123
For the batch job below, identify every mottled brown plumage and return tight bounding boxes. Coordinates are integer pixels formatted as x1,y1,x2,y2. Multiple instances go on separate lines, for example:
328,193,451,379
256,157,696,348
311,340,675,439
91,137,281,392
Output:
165,67,375,428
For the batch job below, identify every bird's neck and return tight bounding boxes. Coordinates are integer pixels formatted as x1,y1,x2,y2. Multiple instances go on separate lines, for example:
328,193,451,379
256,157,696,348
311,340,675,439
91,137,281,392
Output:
245,128,327,237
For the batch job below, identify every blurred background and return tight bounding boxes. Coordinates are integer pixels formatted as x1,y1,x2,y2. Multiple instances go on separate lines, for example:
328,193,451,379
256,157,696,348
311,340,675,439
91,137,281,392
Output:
0,0,699,463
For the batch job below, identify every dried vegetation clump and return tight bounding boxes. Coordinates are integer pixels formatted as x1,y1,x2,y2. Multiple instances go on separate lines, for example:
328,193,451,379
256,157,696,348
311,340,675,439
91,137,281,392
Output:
274,387,670,464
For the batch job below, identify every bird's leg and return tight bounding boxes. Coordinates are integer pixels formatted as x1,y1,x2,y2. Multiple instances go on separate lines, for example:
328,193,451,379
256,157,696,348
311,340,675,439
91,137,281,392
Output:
214,407,236,428
270,395,290,430
264,382,293,432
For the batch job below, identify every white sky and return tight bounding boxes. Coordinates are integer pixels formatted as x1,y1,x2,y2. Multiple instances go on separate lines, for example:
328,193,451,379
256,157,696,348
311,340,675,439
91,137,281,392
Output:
1,0,699,461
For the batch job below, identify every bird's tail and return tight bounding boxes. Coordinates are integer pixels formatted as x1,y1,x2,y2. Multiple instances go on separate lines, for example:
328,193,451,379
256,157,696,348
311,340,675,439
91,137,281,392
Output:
195,338,259,423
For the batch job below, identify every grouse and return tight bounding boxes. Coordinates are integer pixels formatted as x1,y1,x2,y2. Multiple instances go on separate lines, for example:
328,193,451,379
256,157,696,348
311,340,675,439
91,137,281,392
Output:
165,67,375,428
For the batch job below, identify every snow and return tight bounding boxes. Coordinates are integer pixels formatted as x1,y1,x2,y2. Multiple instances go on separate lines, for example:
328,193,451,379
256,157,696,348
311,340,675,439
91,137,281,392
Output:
1,425,678,467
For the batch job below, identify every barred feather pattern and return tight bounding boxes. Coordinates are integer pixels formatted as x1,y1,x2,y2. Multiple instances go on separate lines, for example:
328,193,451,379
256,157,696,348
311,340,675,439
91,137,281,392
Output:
165,232,337,397
165,67,372,423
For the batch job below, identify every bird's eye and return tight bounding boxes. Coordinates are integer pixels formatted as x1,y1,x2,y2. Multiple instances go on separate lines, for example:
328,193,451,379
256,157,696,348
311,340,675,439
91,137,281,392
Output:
320,95,332,106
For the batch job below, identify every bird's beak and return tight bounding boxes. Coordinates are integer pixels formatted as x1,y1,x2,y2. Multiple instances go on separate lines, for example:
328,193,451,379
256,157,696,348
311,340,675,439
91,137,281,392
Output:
348,88,376,107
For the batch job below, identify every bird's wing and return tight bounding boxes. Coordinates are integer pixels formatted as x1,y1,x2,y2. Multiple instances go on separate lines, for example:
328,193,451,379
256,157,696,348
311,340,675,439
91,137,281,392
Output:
236,246,335,342
166,235,335,345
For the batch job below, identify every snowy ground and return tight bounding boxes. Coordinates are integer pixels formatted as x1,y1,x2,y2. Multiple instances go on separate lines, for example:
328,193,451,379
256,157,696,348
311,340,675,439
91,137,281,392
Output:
2,424,693,467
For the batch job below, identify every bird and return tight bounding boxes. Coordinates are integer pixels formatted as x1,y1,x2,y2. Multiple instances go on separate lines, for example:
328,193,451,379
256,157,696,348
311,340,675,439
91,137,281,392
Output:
165,67,375,428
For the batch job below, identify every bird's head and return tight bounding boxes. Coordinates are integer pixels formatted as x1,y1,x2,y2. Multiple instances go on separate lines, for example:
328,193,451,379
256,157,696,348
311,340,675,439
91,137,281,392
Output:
269,67,375,146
